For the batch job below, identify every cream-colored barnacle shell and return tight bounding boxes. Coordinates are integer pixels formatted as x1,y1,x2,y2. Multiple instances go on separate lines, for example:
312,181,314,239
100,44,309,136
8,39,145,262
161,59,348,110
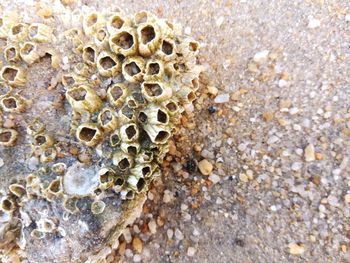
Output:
139,105,169,125
20,42,41,64
144,59,164,82
137,22,161,57
96,51,120,77
107,83,128,108
63,197,79,214
141,81,172,102
76,123,103,147
106,13,130,34
26,118,45,136
28,23,53,42
120,123,139,142
83,12,105,36
113,175,125,192
0,94,26,113
8,23,28,42
135,150,153,164
82,44,98,66
133,11,156,25
179,38,200,57
91,200,106,215
143,124,171,144
122,56,145,83
73,62,91,77
120,142,140,156
0,14,18,39
0,65,27,87
157,18,176,39
98,168,115,190
118,104,136,124
110,130,121,147
109,28,138,56
66,85,102,113
42,48,60,69
162,99,181,116
40,147,57,163
45,177,63,200
9,184,26,198
61,73,86,87
0,197,15,212
130,164,153,179
176,86,196,104
112,151,133,171
4,45,20,62
94,28,109,49
37,218,56,233
98,107,118,132
33,133,54,150
52,162,67,174
157,38,177,61
0,128,18,147
126,175,146,193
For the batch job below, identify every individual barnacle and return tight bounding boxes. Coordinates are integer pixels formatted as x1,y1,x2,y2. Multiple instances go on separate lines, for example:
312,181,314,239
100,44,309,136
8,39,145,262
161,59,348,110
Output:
83,12,105,36
0,128,18,147
118,104,136,124
98,168,115,190
133,10,154,25
109,28,138,56
143,124,171,144
113,175,125,192
144,59,164,81
40,147,57,163
19,42,41,64
0,95,26,113
126,176,146,193
176,86,196,104
66,85,102,113
181,38,200,57
63,197,79,214
139,106,169,125
109,130,121,147
82,44,98,66
141,81,172,102
130,164,153,178
33,133,54,149
106,13,130,33
45,177,63,200
112,151,133,171
9,184,26,198
37,218,56,233
73,62,90,77
52,163,67,174
26,118,45,136
42,48,61,69
30,229,45,240
61,73,86,87
28,23,53,42
4,45,20,62
120,142,140,156
94,28,109,49
120,123,139,142
135,150,153,164
91,200,106,215
137,22,161,57
162,99,180,116
157,38,176,61
98,107,118,132
0,198,15,212
0,14,18,39
122,56,145,83
76,123,103,147
8,23,28,41
96,51,120,77
106,83,128,108
0,66,26,87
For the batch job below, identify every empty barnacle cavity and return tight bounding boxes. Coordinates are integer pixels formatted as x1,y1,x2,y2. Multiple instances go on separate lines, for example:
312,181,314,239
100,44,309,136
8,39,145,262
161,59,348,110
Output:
120,123,139,142
142,81,172,102
0,95,26,113
4,45,20,62
8,23,28,41
82,45,97,65
130,164,153,178
143,124,171,144
142,106,169,125
159,39,176,60
112,151,133,171
133,11,150,25
144,60,164,81
109,29,137,56
107,14,128,33
40,147,57,163
33,134,54,149
107,83,128,107
91,200,106,215
97,51,120,77
137,23,161,56
127,176,146,193
0,66,26,86
83,12,105,35
63,162,99,196
0,198,15,212
110,130,121,147
28,23,53,42
0,128,18,147
122,56,145,83
9,184,26,198
66,85,102,113
121,142,140,155
94,28,109,47
76,123,103,147
98,107,118,132
20,42,40,64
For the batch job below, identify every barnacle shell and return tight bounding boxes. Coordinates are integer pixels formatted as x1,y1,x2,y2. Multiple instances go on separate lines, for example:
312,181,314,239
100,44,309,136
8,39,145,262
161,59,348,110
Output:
0,8,201,263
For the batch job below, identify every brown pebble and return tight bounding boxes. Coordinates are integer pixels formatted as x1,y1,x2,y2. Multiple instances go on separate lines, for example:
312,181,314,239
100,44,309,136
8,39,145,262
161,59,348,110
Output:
198,159,213,175
69,146,79,155
118,241,126,256
263,111,274,121
132,237,143,254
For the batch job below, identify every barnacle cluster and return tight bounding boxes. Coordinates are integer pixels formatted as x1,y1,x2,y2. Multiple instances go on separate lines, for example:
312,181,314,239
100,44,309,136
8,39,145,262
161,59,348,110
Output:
0,8,201,262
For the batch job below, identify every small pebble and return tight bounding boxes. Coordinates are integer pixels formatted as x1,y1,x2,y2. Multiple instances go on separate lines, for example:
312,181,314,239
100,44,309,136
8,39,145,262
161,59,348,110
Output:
123,228,132,243
125,248,133,258
344,194,350,203
167,228,174,240
209,174,221,184
253,50,269,64
214,93,230,103
175,229,184,240
0,158,4,168
187,247,197,257
208,105,217,114
308,18,321,28
291,162,302,171
239,173,249,183
304,144,315,162
207,85,219,96
148,219,157,234
288,243,305,255
133,254,142,262
132,237,143,254
216,16,224,27
198,159,213,175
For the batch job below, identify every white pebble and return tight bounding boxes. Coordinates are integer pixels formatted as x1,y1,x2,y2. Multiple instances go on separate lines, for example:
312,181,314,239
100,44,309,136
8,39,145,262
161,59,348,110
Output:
289,107,299,115
308,18,321,28
253,50,269,64
184,26,191,35
209,174,221,184
133,254,142,262
291,162,302,171
214,93,230,103
267,135,279,145
148,219,157,234
278,79,290,88
122,228,132,243
175,229,184,240
167,228,174,239
328,195,338,207
216,16,224,27
163,190,173,203
346,14,350,22
0,158,4,168
187,247,197,257
125,249,133,258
